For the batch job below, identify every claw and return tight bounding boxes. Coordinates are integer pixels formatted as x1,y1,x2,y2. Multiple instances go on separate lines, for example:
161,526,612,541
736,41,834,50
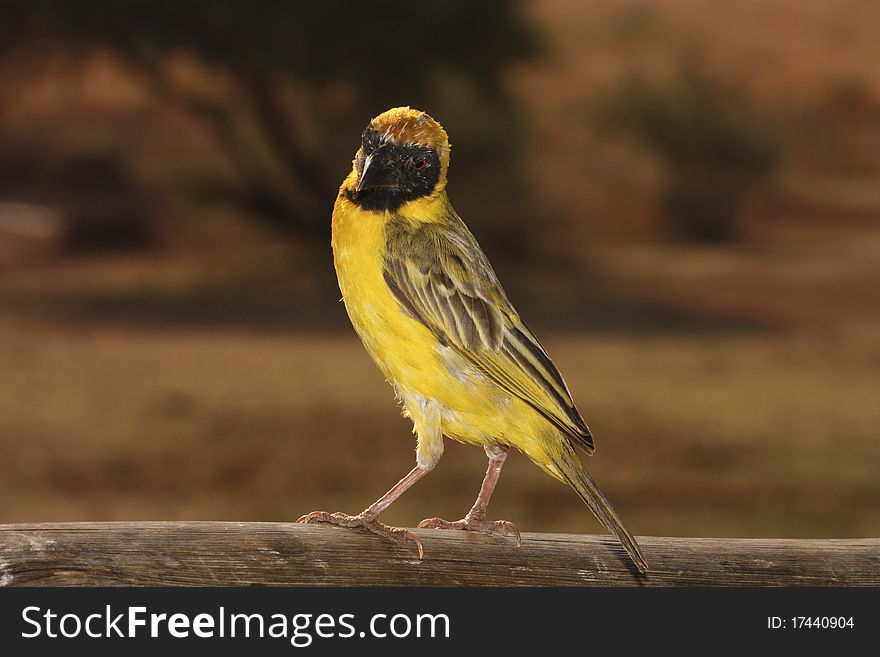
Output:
296,510,425,559
297,510,333,524
389,526,425,560
417,517,447,530
418,516,522,547
494,520,522,547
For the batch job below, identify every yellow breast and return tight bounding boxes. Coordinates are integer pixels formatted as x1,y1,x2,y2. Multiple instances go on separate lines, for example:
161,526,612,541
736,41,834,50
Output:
331,196,440,389
330,193,556,457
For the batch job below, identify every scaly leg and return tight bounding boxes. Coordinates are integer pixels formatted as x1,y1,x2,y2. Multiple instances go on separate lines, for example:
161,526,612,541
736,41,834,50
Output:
418,444,521,545
298,463,431,558
300,394,445,558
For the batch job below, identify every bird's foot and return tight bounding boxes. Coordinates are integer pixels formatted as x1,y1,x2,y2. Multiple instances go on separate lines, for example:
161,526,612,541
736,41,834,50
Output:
297,510,424,559
418,514,522,547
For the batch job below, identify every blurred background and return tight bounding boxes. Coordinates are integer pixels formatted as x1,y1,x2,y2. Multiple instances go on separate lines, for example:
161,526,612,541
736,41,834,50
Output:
1,0,878,539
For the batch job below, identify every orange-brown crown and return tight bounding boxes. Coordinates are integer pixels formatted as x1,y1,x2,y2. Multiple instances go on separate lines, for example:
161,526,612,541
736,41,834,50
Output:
369,107,451,177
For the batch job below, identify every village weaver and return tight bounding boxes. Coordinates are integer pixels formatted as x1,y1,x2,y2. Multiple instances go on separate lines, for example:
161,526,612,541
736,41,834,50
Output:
298,107,648,574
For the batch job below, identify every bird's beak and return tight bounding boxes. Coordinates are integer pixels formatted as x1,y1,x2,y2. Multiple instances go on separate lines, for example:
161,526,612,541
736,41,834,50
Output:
357,152,396,192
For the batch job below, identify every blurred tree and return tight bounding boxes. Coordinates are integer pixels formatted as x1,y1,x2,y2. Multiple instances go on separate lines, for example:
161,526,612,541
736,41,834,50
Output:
805,75,880,176
1,0,539,244
602,63,783,242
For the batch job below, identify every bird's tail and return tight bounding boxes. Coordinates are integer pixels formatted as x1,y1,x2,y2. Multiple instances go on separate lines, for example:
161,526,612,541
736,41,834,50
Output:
552,449,649,574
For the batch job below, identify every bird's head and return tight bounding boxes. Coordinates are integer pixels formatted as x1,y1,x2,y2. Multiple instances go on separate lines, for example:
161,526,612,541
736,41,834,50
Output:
343,107,450,212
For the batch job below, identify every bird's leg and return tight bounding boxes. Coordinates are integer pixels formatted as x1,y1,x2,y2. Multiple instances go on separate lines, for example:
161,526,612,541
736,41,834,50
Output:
418,444,521,545
298,463,432,558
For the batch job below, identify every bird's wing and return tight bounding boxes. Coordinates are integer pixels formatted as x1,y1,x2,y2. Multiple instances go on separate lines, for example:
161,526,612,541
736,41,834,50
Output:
382,216,594,454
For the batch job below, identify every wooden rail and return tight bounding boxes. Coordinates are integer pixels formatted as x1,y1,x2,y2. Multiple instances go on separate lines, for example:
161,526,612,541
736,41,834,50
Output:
0,522,877,586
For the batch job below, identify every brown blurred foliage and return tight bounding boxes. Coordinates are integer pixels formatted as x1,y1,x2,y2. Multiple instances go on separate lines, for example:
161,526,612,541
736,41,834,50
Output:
0,0,539,251
601,62,783,241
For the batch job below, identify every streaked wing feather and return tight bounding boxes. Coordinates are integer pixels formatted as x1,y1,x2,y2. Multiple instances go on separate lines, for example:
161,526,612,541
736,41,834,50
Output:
383,217,594,453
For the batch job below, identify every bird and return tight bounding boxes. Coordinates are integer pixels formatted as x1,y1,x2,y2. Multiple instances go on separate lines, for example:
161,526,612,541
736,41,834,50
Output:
298,106,648,574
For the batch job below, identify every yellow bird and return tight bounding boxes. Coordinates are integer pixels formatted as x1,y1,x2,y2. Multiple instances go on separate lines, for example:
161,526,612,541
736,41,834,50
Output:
299,107,648,574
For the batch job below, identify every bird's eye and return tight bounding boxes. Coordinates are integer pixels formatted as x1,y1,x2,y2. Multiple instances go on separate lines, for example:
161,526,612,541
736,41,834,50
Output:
412,158,427,171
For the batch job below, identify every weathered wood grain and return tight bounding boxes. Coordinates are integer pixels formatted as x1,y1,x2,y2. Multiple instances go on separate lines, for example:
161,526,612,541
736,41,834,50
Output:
0,522,877,586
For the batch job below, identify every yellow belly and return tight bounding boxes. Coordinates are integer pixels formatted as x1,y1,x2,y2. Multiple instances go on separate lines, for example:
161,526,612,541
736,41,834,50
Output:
331,200,543,449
